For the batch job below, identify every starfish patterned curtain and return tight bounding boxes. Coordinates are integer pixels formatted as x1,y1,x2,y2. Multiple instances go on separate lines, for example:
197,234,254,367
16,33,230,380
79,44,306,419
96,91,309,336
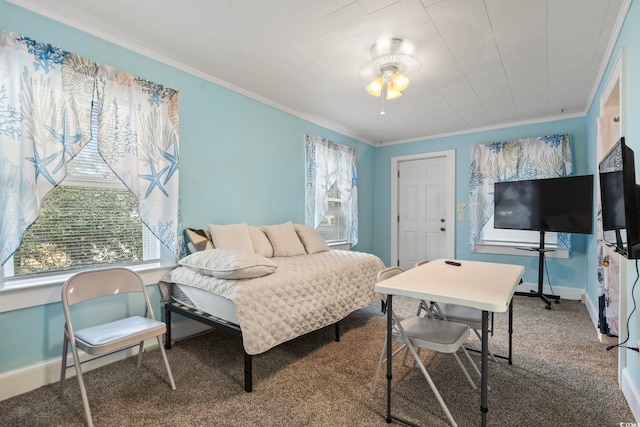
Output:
0,31,179,266
96,65,180,257
0,31,96,266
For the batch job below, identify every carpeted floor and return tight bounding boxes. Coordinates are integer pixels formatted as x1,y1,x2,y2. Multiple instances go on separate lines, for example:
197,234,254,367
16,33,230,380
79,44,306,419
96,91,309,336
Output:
0,295,634,426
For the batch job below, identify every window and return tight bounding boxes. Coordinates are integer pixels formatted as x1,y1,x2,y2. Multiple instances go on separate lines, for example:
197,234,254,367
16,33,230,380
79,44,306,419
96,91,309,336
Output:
469,134,573,257
480,213,558,247
304,135,358,246
3,138,160,281
317,183,347,242
0,31,179,297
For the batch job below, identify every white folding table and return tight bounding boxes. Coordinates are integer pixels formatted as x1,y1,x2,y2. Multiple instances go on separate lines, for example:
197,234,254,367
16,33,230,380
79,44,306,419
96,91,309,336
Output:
374,258,525,427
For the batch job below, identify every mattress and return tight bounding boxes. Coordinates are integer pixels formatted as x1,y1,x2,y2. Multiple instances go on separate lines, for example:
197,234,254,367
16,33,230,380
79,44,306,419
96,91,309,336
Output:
172,283,239,325
161,250,385,355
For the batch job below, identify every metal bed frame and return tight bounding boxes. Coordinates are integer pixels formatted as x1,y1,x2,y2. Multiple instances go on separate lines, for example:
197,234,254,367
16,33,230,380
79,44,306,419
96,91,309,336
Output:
164,301,341,392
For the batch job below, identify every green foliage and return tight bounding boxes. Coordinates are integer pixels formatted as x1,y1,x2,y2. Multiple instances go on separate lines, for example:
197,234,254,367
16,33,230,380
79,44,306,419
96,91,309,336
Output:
13,186,143,275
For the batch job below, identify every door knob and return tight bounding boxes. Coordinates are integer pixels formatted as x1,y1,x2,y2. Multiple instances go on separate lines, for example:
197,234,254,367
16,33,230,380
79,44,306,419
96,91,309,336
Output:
440,218,445,222
440,227,446,232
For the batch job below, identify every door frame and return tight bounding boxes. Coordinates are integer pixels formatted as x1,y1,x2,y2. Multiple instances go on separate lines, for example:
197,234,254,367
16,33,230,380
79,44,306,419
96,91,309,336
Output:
390,150,456,267
596,48,627,385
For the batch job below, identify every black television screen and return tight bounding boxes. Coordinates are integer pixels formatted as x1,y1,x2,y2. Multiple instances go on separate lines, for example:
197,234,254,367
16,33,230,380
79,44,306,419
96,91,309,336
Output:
599,137,640,258
494,175,594,234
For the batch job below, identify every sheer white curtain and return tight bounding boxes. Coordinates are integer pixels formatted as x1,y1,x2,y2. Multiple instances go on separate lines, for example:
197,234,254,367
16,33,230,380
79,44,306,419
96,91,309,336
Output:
304,135,358,245
0,31,96,265
469,134,573,252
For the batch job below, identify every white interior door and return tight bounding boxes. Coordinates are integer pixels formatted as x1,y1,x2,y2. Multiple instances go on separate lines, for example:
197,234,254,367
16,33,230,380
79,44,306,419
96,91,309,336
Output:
397,156,449,271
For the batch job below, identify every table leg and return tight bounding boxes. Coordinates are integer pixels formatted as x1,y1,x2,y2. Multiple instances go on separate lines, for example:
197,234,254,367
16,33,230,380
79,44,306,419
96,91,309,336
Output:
481,310,489,427
508,300,513,365
386,294,393,423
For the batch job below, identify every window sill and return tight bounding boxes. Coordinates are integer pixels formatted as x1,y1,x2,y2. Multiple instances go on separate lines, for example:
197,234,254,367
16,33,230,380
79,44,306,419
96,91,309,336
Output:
0,262,176,313
473,242,569,259
328,241,351,251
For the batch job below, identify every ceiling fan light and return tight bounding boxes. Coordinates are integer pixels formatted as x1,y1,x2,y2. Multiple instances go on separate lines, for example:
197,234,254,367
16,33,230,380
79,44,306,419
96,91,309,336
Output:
367,77,384,96
386,83,402,100
391,71,409,91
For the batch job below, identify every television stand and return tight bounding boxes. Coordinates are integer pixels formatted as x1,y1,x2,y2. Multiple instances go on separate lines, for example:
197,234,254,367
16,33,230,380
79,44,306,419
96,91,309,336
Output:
515,231,560,309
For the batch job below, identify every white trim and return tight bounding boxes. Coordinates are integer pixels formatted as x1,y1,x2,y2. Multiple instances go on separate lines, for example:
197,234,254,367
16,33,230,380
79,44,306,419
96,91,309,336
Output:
6,0,630,148
0,265,174,313
598,46,628,385
622,367,640,423
585,0,632,122
0,341,152,402
5,0,376,147
390,150,456,266
473,243,569,258
0,318,211,402
380,112,585,146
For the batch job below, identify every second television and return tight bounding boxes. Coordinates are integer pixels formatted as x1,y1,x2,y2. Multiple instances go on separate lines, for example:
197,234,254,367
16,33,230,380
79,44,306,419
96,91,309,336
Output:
494,175,594,235
599,137,640,259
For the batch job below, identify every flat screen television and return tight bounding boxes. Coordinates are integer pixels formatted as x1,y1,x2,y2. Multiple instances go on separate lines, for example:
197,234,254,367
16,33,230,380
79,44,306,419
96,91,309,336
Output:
599,137,640,259
494,175,594,234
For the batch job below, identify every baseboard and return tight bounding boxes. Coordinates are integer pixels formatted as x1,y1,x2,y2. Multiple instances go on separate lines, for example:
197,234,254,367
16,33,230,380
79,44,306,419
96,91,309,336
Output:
516,281,583,301
0,319,212,402
622,367,640,422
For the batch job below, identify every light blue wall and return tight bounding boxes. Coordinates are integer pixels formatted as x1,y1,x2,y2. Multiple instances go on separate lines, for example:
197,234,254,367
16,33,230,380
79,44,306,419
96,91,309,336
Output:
0,1,376,374
373,117,591,288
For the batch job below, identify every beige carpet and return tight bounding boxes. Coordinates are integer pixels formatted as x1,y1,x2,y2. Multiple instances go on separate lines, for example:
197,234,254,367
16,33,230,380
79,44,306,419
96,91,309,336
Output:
0,295,634,426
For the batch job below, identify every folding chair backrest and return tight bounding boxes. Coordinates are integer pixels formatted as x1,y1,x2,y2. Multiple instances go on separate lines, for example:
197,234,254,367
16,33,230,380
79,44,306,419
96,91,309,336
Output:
377,266,404,282
62,267,148,308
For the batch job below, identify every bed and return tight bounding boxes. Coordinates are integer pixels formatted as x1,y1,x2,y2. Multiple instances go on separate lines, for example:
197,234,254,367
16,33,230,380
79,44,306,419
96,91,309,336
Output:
159,222,385,391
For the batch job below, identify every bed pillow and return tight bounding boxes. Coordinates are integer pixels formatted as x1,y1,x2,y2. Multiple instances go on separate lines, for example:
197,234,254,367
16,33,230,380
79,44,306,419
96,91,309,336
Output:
249,226,274,258
207,222,255,253
261,221,306,257
179,248,277,279
294,224,330,254
184,228,214,254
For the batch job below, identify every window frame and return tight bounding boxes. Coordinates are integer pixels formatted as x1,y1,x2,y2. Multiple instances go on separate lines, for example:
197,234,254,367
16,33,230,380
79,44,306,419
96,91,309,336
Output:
0,261,174,313
304,135,357,246
474,218,569,258
0,139,175,311
472,184,569,258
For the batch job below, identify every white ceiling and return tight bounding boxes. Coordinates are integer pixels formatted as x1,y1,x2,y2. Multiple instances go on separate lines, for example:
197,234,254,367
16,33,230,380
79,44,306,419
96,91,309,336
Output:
9,0,628,145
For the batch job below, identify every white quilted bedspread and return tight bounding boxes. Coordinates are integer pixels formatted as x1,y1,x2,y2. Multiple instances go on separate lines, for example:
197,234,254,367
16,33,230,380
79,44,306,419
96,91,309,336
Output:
162,250,385,355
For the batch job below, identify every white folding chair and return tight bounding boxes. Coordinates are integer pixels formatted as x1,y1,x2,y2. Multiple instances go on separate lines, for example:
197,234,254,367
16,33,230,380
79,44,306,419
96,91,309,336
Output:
59,267,176,427
414,260,498,363
371,267,480,427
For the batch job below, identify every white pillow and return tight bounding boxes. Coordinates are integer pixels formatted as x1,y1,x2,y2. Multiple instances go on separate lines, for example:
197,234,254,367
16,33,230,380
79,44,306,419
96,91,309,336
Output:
261,221,306,257
294,224,330,254
179,249,277,279
249,226,274,258
207,222,254,253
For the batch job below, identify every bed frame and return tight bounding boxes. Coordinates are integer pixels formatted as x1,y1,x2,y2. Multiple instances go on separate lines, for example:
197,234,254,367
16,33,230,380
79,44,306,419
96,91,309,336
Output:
164,301,341,392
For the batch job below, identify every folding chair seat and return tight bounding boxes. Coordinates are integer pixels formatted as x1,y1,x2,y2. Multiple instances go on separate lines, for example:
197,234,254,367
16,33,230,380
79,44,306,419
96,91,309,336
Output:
59,267,176,427
371,267,481,427
414,260,497,362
